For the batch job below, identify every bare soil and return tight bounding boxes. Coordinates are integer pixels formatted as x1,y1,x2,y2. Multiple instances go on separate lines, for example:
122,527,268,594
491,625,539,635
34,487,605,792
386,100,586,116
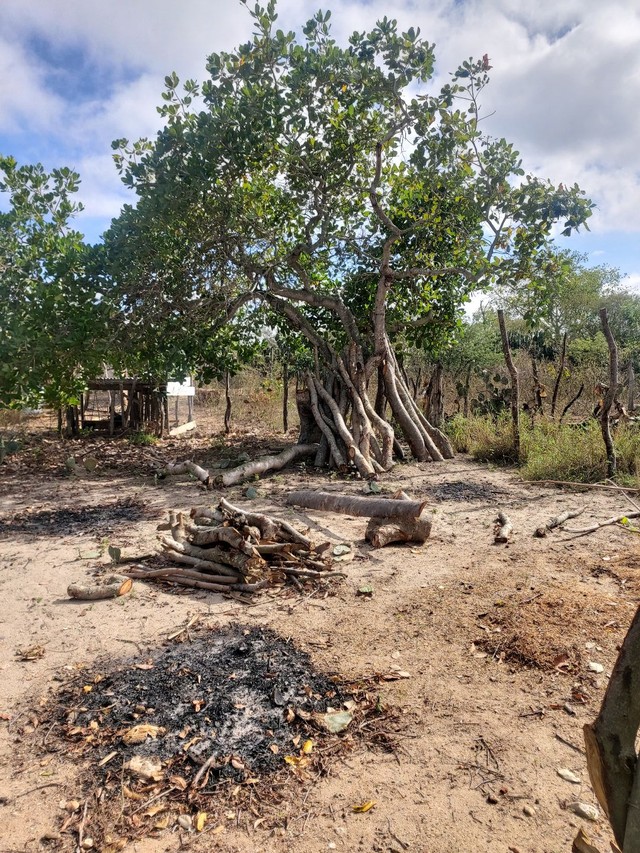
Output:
1,413,639,853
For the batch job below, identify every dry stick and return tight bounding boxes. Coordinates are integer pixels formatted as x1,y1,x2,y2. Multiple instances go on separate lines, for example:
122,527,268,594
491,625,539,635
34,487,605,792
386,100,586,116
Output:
551,331,568,418
559,382,585,423
497,309,520,460
605,479,640,513
154,547,241,577
125,567,239,584
534,507,585,537
159,535,260,573
520,479,640,494
600,307,619,479
160,460,211,487
564,511,640,535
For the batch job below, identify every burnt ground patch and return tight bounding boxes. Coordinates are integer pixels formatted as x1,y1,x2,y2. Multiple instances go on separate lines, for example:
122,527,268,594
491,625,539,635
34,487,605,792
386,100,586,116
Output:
35,624,398,848
419,479,508,503
0,497,147,538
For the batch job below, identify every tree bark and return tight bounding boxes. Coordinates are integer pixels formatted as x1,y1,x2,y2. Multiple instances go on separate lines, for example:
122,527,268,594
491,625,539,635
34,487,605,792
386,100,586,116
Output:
628,362,636,414
282,362,289,433
584,604,640,850
224,370,231,434
286,490,427,519
365,515,431,547
551,332,567,418
599,307,618,479
497,309,520,460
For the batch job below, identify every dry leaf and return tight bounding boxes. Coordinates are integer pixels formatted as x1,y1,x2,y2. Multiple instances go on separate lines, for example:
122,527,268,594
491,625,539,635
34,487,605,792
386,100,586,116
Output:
352,800,376,813
123,786,145,801
169,775,188,791
126,756,163,782
154,816,170,830
144,804,166,817
16,645,46,661
134,663,154,671
269,744,280,754
122,724,165,745
302,739,314,754
195,812,207,832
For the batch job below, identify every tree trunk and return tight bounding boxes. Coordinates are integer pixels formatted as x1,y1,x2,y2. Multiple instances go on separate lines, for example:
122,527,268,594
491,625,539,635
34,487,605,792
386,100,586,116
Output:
628,362,636,414
551,332,567,418
599,308,618,479
286,490,428,519
531,349,543,415
463,365,472,417
282,362,289,433
224,371,232,434
497,309,520,461
221,443,319,486
425,362,445,428
584,604,640,850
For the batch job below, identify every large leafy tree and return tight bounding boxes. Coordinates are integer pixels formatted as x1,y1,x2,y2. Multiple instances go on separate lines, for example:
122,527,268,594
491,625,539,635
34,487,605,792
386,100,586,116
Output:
0,157,110,412
106,1,592,471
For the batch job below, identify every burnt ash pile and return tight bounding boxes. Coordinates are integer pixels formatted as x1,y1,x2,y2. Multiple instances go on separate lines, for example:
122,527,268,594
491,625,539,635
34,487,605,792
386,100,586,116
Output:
61,626,345,780
0,497,146,538
420,480,507,503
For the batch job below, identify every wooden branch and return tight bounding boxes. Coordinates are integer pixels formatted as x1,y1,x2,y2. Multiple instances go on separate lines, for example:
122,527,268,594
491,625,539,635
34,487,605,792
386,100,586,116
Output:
584,604,640,848
564,511,640,535
286,490,427,519
220,444,318,487
494,511,513,544
160,535,263,574
305,372,346,467
534,507,585,537
600,308,619,478
551,331,568,418
520,479,640,494
559,382,585,423
497,309,520,460
159,460,211,488
67,574,132,600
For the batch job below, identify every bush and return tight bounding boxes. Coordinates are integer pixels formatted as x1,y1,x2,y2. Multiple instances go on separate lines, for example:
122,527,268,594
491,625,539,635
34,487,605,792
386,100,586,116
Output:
128,431,158,447
446,414,640,485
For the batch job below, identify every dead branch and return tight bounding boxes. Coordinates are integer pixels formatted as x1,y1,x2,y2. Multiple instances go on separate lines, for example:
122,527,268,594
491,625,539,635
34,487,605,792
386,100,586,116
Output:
67,574,132,600
564,511,640,535
220,444,318,486
158,460,211,488
286,490,427,519
600,308,619,478
534,507,585,537
520,480,640,494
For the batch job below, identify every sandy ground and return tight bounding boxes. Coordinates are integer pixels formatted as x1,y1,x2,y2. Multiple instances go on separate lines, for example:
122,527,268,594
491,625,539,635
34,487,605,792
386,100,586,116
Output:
1,426,639,853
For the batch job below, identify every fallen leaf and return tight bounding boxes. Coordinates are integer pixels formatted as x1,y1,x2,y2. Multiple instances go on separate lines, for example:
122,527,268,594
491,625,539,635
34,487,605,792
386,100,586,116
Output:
284,755,310,767
195,812,207,832
169,775,188,791
16,645,46,661
154,816,170,830
134,663,154,671
302,739,314,755
126,756,163,782
122,786,145,802
144,804,166,817
122,724,165,745
352,800,376,813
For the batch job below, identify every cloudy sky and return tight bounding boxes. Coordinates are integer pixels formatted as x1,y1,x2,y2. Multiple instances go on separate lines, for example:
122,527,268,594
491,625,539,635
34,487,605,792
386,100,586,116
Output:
1,0,639,290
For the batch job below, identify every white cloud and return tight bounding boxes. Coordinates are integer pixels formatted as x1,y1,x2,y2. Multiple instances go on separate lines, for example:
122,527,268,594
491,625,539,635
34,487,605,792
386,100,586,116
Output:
0,0,639,248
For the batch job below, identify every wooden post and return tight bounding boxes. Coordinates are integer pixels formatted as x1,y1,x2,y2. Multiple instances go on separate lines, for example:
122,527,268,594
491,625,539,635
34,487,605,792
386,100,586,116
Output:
599,308,618,479
551,332,567,418
109,390,116,436
187,391,193,423
497,309,520,460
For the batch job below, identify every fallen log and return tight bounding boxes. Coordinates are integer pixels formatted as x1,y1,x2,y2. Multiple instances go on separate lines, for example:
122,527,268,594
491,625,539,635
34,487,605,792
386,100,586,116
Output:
220,444,319,487
159,535,263,574
67,574,133,601
494,511,513,544
534,507,585,537
286,491,428,520
158,460,211,488
366,515,432,548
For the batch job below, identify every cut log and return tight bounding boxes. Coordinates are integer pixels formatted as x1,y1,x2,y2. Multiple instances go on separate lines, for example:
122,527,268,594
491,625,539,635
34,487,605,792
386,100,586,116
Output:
365,515,432,548
494,511,513,544
220,444,318,487
534,507,585,537
159,535,263,574
286,491,427,520
159,460,211,488
67,574,133,600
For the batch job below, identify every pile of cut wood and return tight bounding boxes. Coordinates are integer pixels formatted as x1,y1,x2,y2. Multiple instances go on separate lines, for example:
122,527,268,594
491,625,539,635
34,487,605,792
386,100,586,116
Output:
124,498,345,596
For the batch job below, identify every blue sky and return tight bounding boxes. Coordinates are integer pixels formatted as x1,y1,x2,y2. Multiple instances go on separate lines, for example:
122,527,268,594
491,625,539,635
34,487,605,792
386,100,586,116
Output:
1,0,639,292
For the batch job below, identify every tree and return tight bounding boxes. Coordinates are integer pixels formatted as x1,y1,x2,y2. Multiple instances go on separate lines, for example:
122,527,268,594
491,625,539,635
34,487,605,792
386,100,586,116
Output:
0,156,109,417
105,1,593,472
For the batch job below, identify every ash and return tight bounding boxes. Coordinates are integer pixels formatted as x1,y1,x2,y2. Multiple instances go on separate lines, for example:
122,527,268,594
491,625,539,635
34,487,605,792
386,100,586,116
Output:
69,626,343,778
421,480,507,503
0,498,145,538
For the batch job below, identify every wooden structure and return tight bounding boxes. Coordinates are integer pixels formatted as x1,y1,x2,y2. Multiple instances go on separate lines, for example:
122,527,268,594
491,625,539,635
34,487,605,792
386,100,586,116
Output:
80,379,168,436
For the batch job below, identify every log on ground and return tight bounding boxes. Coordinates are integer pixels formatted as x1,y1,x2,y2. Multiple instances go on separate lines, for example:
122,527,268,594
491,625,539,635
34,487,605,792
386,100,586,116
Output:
286,490,427,520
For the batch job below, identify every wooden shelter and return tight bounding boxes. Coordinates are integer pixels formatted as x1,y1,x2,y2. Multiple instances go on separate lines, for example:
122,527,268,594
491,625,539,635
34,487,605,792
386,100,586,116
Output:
80,379,167,436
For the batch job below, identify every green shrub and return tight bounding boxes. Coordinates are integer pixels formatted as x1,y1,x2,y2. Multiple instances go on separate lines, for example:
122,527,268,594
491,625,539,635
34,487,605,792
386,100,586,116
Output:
128,431,158,447
445,413,518,462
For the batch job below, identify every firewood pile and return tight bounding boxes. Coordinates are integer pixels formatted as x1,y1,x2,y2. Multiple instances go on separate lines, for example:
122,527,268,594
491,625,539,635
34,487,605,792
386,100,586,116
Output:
124,497,346,595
